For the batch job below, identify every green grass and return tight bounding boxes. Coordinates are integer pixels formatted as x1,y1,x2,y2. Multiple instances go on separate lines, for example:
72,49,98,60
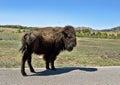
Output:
0,32,22,40
56,38,120,67
0,31,120,68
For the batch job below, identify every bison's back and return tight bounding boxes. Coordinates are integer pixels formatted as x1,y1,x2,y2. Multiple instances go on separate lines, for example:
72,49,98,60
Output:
32,28,63,42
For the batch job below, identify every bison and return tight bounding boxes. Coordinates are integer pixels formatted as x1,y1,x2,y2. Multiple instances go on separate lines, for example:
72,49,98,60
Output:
20,25,76,76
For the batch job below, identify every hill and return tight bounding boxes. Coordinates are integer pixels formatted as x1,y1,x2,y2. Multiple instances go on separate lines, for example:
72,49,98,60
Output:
101,26,120,32
75,26,95,31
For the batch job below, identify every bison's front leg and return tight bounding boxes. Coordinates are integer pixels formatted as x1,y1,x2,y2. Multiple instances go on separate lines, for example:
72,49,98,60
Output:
46,61,50,70
51,56,56,70
51,60,56,70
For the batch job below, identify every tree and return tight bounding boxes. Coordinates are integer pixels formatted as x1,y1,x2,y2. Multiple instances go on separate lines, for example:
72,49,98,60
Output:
117,33,120,38
109,34,116,39
101,32,108,38
82,29,91,37
95,32,102,38
91,32,96,38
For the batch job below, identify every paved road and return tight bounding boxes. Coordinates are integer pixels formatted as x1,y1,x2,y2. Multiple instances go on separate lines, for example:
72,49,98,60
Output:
0,66,120,85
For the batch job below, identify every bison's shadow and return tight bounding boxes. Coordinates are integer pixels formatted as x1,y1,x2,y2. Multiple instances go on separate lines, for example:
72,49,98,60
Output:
29,67,97,76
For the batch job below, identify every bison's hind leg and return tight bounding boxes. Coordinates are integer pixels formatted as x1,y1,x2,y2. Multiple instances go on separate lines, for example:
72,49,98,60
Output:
27,55,35,73
21,51,35,76
21,52,28,76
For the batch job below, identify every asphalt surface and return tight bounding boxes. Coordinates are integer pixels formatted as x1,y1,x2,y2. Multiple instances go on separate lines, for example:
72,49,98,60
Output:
0,66,120,85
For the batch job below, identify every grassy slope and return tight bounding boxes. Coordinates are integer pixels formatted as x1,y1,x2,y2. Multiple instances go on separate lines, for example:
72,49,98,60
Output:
0,29,120,68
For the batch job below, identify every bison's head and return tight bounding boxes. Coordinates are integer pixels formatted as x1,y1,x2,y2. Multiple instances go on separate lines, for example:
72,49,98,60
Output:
62,26,77,51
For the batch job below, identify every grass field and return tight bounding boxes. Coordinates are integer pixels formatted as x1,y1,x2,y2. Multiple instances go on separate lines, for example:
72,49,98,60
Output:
0,30,120,68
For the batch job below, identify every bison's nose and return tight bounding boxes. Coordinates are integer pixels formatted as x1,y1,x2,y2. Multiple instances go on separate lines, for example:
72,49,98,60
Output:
72,42,76,47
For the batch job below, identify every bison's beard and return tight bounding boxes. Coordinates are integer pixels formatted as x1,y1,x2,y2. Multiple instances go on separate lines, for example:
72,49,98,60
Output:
67,46,74,51
64,40,76,51
65,43,74,51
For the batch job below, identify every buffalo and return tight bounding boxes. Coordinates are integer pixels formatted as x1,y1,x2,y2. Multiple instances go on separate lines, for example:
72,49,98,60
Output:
20,25,76,76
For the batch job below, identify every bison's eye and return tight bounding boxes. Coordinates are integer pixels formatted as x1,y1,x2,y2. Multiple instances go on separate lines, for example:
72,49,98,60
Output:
63,31,72,38
67,34,72,38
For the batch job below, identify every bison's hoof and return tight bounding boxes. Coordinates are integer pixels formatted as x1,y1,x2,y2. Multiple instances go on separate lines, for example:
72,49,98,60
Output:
30,69,36,73
22,72,27,76
46,68,50,70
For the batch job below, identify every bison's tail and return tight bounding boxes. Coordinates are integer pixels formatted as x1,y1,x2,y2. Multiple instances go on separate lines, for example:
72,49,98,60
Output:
19,44,27,53
19,34,28,53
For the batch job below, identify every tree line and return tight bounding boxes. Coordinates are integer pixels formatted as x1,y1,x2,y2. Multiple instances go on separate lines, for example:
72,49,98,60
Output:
76,29,120,39
0,25,31,29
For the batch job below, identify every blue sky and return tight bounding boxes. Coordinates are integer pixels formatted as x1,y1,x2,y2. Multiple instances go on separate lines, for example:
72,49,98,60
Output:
0,0,120,29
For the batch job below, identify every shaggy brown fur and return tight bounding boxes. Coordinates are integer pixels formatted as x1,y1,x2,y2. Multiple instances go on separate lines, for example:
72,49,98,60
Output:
20,25,76,76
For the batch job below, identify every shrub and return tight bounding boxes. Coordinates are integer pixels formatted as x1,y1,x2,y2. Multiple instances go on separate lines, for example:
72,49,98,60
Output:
117,33,120,39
